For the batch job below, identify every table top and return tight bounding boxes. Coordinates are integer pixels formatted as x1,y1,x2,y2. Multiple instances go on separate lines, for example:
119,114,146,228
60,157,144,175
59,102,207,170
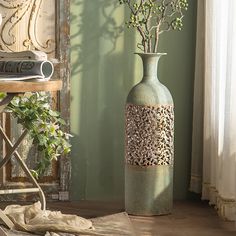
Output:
0,80,62,93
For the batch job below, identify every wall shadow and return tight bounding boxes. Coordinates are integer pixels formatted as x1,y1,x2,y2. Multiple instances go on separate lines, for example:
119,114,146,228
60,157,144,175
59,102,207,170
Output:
70,0,136,200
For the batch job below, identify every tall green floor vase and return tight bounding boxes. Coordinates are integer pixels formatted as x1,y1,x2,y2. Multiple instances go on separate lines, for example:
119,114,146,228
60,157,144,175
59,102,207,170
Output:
125,53,174,216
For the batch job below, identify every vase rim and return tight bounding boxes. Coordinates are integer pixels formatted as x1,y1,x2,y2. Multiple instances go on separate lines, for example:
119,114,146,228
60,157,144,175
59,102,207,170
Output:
134,52,167,56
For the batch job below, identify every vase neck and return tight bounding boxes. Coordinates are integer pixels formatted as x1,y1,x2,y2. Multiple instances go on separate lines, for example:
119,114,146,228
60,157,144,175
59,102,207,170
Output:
137,53,166,82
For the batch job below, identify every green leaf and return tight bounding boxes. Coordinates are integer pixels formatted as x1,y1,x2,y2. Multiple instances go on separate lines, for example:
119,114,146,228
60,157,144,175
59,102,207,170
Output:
7,92,71,177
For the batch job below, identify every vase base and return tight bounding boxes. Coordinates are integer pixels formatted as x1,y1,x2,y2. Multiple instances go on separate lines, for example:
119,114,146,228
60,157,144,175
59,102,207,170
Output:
125,164,173,216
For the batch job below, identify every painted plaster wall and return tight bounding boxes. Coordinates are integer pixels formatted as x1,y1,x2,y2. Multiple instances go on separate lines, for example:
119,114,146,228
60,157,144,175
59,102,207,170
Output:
70,0,197,200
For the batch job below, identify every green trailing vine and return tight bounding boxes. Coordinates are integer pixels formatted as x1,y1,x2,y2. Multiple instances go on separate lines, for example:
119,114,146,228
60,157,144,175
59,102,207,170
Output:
5,92,71,179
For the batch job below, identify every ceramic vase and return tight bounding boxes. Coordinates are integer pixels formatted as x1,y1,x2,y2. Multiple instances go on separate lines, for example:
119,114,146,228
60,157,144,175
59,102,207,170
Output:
125,53,174,215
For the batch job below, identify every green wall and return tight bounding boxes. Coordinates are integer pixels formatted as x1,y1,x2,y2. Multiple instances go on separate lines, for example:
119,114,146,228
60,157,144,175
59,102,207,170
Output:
70,0,197,201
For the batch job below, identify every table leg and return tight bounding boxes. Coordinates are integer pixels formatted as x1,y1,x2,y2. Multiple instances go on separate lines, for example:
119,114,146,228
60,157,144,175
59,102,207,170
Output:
0,210,13,230
0,94,15,113
0,126,46,210
0,129,27,169
0,93,46,229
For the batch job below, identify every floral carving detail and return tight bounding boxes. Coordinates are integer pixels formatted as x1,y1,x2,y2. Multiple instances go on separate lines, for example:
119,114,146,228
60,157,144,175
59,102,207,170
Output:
125,104,174,166
0,0,55,53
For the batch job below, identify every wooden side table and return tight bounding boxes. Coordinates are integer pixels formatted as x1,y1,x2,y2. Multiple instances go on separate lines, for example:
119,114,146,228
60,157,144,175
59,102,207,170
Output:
0,80,62,229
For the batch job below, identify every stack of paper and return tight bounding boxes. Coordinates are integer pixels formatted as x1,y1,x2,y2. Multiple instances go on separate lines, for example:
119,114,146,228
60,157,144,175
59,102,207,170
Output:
0,51,54,81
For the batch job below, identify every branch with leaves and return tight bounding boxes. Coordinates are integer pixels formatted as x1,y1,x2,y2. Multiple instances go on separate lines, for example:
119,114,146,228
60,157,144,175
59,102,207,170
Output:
119,0,188,53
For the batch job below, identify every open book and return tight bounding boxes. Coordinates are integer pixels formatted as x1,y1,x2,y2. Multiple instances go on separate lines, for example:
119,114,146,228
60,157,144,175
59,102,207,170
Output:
0,51,54,81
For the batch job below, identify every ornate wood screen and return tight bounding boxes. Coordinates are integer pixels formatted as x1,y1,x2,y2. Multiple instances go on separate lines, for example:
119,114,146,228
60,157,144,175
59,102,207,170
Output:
0,0,70,201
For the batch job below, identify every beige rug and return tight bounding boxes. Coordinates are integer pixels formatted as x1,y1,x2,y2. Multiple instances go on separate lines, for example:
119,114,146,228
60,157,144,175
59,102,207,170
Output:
0,212,136,236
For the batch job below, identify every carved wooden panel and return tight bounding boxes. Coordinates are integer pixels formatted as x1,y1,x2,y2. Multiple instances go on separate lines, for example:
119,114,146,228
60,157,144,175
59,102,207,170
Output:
0,0,70,200
0,0,55,55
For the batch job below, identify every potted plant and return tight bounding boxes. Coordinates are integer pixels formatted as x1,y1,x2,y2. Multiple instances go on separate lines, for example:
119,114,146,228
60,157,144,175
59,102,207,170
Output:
120,0,188,215
1,92,71,179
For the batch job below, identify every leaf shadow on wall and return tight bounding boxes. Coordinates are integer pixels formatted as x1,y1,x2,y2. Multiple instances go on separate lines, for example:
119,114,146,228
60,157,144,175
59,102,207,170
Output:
70,0,136,200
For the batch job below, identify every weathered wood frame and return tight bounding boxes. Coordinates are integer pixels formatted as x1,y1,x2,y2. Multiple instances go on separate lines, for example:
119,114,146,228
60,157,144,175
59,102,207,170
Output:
56,0,71,197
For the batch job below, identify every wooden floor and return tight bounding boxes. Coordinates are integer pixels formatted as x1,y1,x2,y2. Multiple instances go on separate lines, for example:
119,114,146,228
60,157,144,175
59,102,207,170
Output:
1,200,235,236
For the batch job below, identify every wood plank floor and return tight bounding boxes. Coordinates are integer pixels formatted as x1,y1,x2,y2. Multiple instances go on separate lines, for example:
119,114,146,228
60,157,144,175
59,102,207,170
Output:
0,200,235,236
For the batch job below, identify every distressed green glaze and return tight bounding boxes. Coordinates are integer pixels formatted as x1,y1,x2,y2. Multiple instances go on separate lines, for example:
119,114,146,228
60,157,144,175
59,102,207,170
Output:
127,53,173,106
125,165,173,215
125,53,174,215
